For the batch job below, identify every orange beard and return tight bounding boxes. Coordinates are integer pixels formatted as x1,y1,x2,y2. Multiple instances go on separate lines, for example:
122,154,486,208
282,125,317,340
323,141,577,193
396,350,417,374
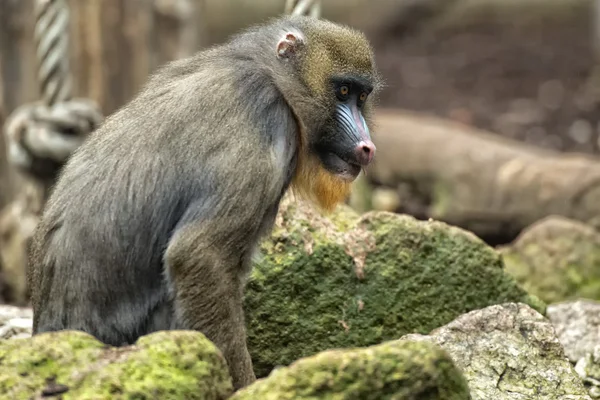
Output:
291,154,353,212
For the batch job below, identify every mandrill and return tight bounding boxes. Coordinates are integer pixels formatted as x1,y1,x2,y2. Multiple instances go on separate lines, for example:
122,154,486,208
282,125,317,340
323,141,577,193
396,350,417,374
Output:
28,15,381,390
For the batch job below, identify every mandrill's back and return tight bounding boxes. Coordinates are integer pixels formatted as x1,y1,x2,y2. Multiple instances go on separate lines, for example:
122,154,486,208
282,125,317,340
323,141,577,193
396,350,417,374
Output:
28,110,191,345
27,23,295,345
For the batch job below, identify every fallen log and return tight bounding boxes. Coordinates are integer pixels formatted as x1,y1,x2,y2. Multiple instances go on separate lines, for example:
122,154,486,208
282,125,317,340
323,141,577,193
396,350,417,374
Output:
369,109,600,242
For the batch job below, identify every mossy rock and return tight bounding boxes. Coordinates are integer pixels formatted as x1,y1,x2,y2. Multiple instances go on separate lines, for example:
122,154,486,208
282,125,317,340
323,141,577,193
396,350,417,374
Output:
0,330,233,400
501,216,600,304
245,197,544,378
232,339,471,400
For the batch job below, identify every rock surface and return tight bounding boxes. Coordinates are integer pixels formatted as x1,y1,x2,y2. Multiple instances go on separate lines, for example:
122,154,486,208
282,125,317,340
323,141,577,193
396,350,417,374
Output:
245,197,544,378
0,304,32,339
575,346,600,399
547,300,600,363
402,303,590,399
0,330,233,399
501,216,600,304
232,339,471,400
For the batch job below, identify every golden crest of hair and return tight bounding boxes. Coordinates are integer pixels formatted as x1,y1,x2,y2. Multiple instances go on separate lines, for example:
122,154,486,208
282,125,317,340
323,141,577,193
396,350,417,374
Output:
291,154,353,212
287,16,381,97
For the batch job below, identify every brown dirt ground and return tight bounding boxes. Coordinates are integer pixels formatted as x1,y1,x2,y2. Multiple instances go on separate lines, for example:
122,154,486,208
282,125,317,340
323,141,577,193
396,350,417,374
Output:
369,8,600,155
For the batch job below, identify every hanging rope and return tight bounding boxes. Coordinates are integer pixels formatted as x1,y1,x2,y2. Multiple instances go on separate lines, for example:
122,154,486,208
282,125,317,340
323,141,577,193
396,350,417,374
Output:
2,0,317,186
285,0,322,18
3,0,103,183
35,0,72,105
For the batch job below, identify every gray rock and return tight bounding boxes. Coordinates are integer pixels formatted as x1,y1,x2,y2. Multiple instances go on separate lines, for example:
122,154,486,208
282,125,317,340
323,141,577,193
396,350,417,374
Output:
575,345,600,399
0,305,32,339
547,300,600,363
402,303,590,400
0,304,32,322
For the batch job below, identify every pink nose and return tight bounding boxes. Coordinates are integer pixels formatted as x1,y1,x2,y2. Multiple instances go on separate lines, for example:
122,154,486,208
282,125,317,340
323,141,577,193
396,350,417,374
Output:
355,140,376,166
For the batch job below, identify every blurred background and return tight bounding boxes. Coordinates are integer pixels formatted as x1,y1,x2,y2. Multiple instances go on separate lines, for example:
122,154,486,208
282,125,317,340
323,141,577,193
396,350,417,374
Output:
1,0,600,305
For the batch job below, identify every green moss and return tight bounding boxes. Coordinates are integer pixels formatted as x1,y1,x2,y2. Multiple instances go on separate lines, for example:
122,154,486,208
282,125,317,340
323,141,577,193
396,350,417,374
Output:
348,174,373,214
501,216,600,304
245,199,542,378
0,330,105,398
0,330,233,400
232,339,471,400
431,180,453,217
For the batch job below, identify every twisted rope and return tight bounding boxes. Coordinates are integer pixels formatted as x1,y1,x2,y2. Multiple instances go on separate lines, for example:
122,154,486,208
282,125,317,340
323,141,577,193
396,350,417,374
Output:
3,0,318,183
3,0,103,183
34,0,72,105
285,0,322,18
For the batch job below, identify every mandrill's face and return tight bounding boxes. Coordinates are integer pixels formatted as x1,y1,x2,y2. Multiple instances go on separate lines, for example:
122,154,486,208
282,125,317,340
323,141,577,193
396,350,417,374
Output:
296,19,381,183
277,16,381,211
314,73,377,182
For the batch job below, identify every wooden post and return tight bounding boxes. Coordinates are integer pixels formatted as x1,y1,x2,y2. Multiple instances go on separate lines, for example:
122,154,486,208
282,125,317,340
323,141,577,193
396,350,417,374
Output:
0,0,37,209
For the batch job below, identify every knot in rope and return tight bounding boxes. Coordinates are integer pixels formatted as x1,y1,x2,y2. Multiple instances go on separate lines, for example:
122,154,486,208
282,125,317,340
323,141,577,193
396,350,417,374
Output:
3,0,103,182
3,99,103,181
285,0,322,18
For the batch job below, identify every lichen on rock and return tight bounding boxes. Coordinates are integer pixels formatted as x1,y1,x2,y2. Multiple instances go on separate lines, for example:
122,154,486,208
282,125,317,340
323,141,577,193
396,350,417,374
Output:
402,303,591,400
0,330,233,400
245,196,543,378
232,339,471,400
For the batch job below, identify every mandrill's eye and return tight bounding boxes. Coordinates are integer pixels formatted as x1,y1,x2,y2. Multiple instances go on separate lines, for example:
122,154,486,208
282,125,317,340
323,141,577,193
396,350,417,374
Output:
357,92,369,107
337,85,350,100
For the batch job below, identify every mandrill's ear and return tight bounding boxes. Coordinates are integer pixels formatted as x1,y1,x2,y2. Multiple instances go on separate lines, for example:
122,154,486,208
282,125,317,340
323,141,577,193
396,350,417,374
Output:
276,30,305,60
